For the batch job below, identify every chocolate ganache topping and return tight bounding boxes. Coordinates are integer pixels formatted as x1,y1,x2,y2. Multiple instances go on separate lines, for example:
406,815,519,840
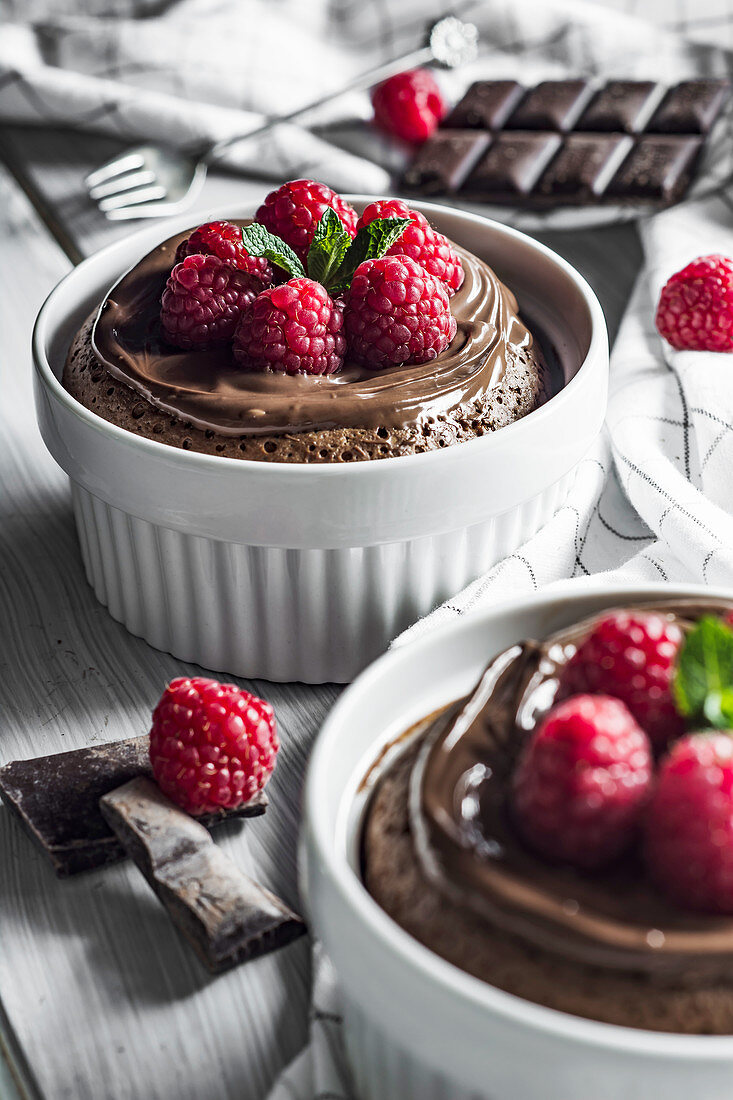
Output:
410,599,733,980
91,223,537,436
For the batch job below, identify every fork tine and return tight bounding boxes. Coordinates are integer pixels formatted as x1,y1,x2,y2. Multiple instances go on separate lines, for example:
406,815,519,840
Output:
98,184,168,212
84,152,147,189
88,169,157,200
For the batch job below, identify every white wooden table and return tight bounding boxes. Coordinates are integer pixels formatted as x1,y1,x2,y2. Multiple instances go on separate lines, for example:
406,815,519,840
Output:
0,119,640,1100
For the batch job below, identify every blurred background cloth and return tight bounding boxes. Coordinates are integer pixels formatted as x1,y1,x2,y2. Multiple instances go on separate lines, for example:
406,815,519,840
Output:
1,0,732,196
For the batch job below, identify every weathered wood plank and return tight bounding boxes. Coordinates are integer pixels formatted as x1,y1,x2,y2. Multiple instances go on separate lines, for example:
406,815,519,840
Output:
0,158,333,1100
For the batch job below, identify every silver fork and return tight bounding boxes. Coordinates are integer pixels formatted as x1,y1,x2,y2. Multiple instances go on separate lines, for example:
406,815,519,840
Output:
84,15,478,221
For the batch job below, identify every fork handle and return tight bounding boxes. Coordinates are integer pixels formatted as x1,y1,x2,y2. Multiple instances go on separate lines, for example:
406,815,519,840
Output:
201,43,434,167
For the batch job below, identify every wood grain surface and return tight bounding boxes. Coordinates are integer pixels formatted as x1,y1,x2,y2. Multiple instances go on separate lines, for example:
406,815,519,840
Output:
0,123,640,1100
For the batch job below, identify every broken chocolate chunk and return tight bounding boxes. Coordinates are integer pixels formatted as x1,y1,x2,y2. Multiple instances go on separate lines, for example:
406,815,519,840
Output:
0,737,267,877
100,778,305,972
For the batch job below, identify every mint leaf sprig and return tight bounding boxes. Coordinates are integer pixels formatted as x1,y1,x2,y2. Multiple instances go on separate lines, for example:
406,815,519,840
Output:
674,615,733,729
240,223,305,280
240,211,410,294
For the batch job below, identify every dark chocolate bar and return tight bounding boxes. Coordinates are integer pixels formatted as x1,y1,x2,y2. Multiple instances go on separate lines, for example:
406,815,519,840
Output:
100,778,305,973
0,737,267,876
403,77,729,209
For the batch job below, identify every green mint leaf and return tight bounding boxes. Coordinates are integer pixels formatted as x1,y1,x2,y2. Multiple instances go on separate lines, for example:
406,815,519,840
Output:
306,209,352,289
240,223,304,280
330,217,411,293
674,615,733,728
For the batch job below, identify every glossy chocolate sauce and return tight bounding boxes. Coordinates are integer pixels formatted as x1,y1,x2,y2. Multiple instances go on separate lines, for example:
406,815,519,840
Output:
91,224,539,436
409,600,733,979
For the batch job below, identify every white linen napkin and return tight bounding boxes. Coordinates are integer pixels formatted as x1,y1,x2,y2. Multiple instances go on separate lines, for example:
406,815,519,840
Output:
1,0,731,223
263,3,733,1097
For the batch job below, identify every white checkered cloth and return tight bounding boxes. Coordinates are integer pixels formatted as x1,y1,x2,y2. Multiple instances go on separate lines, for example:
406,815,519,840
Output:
1,0,732,219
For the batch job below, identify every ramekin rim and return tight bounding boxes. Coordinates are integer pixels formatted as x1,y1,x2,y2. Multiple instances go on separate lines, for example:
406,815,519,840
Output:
32,196,607,478
305,578,733,1057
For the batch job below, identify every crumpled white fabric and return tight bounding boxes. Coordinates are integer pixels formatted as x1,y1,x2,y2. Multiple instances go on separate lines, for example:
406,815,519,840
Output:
1,0,731,225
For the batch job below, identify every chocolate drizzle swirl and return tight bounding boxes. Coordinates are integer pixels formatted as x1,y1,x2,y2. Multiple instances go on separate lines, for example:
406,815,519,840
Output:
411,599,733,979
91,223,537,436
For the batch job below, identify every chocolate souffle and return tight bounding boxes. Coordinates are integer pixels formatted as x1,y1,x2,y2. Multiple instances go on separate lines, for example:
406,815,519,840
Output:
62,218,550,463
362,600,733,1034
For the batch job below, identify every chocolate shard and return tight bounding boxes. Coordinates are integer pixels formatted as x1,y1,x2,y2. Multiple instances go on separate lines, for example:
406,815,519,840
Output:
461,132,562,200
647,79,730,134
443,80,524,130
506,80,593,132
576,80,659,133
0,738,267,877
606,135,703,203
100,778,306,973
402,130,490,195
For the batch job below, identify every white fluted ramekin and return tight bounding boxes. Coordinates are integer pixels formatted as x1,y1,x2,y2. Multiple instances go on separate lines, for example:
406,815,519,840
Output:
33,199,607,683
303,581,733,1100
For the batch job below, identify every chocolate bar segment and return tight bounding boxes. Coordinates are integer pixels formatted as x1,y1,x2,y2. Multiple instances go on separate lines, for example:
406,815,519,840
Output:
443,80,524,130
576,80,659,133
535,133,633,202
506,80,593,131
647,80,729,134
606,135,703,203
0,737,267,876
100,778,305,973
403,130,490,195
402,78,728,209
462,132,562,199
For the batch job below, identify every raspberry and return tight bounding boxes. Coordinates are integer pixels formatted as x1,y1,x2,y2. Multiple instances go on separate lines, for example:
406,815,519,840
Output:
557,611,685,750
149,676,278,815
175,220,273,286
513,695,653,870
233,277,345,375
344,254,456,370
645,733,733,913
358,199,464,295
256,179,358,263
655,254,733,352
371,69,446,144
160,254,260,350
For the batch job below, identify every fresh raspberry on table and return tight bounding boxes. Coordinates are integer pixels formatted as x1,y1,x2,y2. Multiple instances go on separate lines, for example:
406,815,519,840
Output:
256,180,358,263
556,610,685,750
149,676,278,815
233,277,345,375
513,694,653,870
655,254,733,352
645,732,733,913
175,220,273,286
371,69,447,145
358,199,464,294
344,254,456,370
160,254,261,350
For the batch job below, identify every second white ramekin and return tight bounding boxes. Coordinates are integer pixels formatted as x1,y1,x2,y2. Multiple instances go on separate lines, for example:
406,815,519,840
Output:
33,199,607,683
303,582,733,1100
